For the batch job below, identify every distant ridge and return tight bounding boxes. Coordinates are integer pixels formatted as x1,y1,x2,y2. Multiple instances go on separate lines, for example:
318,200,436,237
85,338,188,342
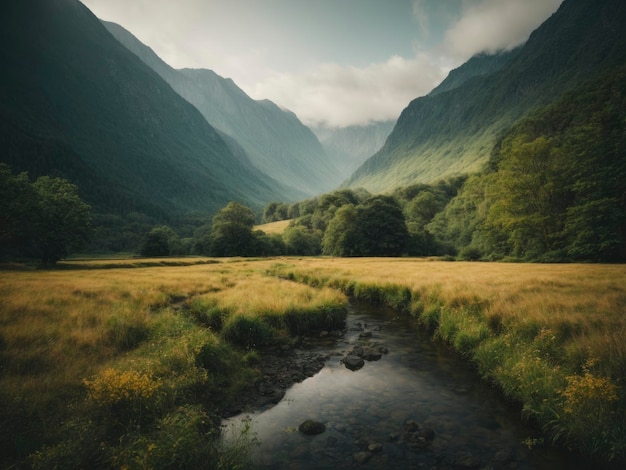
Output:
345,0,626,193
313,121,396,179
103,21,340,197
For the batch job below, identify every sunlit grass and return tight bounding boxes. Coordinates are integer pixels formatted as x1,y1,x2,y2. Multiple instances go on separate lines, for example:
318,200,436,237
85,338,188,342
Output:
2,257,625,463
268,258,626,458
254,219,291,234
0,258,345,467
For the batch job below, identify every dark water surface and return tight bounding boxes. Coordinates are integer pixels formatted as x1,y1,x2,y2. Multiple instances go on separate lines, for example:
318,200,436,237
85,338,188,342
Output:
222,301,590,469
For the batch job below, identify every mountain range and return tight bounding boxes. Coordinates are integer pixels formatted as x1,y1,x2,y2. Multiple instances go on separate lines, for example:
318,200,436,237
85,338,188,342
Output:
102,21,341,198
1,0,624,234
0,0,308,221
345,0,626,192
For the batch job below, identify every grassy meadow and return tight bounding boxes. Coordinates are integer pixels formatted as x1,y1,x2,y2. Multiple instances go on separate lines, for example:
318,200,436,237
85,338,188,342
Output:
0,258,346,469
268,258,626,460
1,257,625,467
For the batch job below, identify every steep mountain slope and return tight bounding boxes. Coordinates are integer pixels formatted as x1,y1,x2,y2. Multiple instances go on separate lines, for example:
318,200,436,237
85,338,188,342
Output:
0,0,293,220
345,0,626,193
313,121,396,179
428,49,519,97
103,21,340,197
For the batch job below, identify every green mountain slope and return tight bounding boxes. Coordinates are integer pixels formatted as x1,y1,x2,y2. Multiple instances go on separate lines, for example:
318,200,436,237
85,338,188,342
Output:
345,0,626,193
0,0,293,219
103,21,339,197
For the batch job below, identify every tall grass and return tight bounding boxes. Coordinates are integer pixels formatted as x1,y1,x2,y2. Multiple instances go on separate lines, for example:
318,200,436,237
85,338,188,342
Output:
268,258,626,460
0,259,346,468
3,257,624,464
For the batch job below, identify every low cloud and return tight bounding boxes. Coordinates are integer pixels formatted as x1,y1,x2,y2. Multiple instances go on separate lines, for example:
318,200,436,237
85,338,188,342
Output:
250,0,562,128
443,0,563,57
250,53,453,128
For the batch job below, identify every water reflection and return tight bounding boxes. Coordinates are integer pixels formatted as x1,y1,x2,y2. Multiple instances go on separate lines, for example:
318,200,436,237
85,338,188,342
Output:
223,301,586,469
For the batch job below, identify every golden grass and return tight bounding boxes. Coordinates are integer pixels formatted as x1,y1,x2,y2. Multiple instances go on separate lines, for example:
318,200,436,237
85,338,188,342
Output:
2,257,625,462
267,258,626,457
253,219,291,234
0,259,343,415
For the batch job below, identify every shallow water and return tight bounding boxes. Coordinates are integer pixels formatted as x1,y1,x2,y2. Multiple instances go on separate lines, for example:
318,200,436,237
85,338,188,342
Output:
222,301,588,469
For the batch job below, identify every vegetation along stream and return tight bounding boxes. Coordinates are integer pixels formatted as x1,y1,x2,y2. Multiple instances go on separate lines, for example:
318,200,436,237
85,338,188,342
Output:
223,300,596,469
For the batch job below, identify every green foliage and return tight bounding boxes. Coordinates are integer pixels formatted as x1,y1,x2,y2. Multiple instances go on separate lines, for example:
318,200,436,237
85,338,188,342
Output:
321,195,408,256
140,226,175,257
262,201,289,223
0,165,92,264
283,225,322,255
359,195,408,256
0,164,37,258
210,202,257,257
322,204,361,256
430,65,626,262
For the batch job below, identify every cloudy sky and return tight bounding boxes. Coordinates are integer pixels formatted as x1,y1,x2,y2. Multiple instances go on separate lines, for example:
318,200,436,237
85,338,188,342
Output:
80,0,563,128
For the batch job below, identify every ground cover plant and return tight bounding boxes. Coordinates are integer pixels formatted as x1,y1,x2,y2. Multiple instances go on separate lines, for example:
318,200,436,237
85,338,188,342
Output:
267,258,626,461
0,258,346,469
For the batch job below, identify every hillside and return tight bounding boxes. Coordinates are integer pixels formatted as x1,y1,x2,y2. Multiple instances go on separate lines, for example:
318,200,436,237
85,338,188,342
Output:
344,0,626,193
0,0,294,221
103,21,340,197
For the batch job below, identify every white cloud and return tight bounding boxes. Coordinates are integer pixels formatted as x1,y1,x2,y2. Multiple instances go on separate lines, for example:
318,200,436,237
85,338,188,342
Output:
248,0,563,128
249,53,453,128
444,0,562,58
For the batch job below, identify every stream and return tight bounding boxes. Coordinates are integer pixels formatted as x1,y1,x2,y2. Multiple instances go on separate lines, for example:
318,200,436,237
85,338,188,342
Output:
222,301,590,469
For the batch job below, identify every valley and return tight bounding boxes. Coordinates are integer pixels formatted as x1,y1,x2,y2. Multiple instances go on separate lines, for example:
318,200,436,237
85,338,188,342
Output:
1,0,626,468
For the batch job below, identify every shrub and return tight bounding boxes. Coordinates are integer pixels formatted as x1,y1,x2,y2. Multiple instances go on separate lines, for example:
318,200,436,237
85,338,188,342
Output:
558,359,622,455
83,368,163,427
459,246,482,261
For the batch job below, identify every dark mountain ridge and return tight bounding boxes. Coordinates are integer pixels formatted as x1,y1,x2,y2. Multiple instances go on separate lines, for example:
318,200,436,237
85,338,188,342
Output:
0,0,294,220
103,21,340,197
345,0,626,193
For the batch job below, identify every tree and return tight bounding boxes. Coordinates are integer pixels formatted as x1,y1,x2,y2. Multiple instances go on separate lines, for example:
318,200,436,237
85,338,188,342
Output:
322,196,408,257
140,226,174,257
358,196,408,256
322,205,361,256
210,202,257,256
31,176,92,265
0,164,37,258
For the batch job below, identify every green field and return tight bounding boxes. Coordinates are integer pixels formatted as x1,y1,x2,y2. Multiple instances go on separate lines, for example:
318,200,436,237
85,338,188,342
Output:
1,257,625,467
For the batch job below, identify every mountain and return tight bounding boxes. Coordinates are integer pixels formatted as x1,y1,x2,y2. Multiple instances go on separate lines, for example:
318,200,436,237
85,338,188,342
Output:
312,121,396,179
428,49,519,97
103,21,340,197
345,0,626,193
0,0,295,221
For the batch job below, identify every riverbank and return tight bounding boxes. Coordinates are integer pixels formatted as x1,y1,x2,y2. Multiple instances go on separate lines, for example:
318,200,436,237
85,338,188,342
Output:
267,259,626,462
1,258,624,467
0,260,346,469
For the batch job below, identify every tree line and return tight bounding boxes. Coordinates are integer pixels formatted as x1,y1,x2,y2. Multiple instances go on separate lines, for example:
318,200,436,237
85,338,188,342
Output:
1,164,92,265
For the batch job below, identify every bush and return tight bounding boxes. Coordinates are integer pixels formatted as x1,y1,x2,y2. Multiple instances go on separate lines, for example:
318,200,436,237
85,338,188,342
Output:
459,246,482,261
